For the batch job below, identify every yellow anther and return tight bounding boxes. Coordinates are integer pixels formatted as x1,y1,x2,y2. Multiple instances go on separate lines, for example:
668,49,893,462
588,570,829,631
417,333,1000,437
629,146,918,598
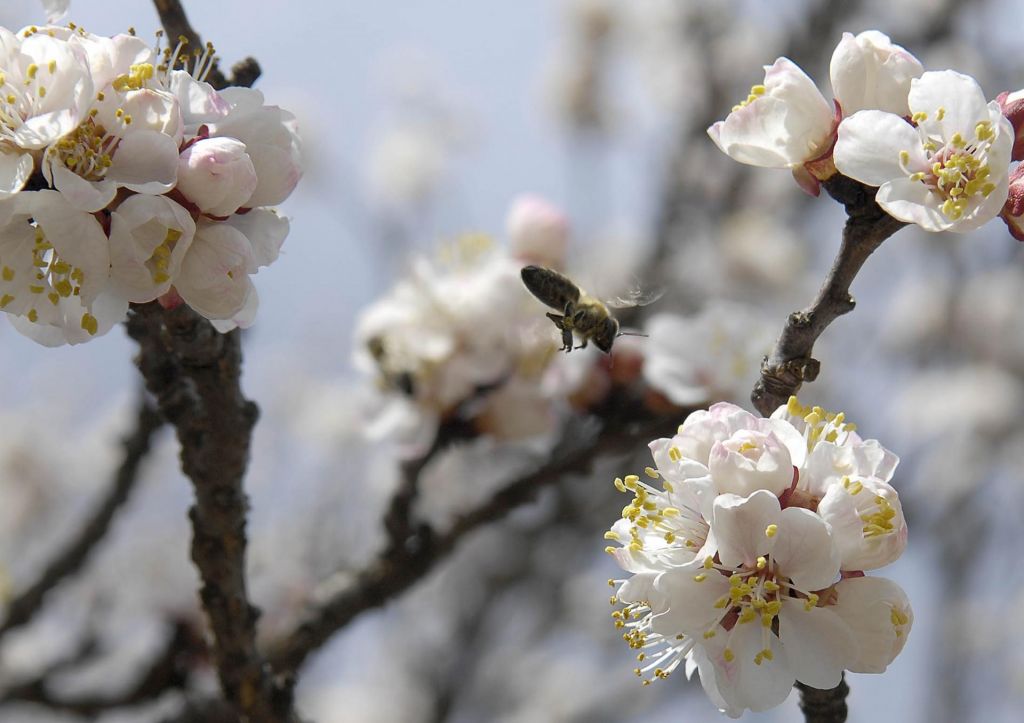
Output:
756,556,767,570
604,531,620,541
668,446,682,462
693,573,707,583
644,466,659,479
723,648,735,663
703,556,714,570
765,524,778,538
738,608,757,624
703,629,716,639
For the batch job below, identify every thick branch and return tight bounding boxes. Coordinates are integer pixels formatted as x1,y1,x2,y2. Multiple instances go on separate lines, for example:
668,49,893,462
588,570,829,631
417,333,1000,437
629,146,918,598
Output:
751,176,905,416
126,303,292,723
267,412,678,674
151,0,261,89
0,400,163,639
796,678,850,723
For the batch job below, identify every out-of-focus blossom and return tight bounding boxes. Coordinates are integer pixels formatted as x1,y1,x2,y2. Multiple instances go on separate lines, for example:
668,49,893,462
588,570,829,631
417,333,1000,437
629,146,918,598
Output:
830,31,923,117
353,236,560,452
835,71,1012,232
41,0,70,23
643,303,775,407
505,195,569,269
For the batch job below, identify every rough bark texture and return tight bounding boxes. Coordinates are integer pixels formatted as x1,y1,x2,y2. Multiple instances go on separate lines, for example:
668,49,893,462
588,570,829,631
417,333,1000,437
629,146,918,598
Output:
127,303,293,723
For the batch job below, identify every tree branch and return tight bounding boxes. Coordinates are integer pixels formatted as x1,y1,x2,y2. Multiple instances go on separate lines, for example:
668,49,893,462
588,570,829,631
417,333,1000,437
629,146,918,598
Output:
0,620,204,716
267,410,680,675
151,0,261,89
0,399,163,640
751,176,906,416
126,303,293,723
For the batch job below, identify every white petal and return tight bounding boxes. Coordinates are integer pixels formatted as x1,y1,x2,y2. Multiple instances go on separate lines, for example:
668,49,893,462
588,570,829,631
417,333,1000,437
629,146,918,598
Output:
0,151,33,198
721,622,794,712
909,71,989,139
779,600,855,689
876,177,951,231
50,164,116,212
769,507,839,592
834,111,924,185
226,209,289,271
107,130,180,193
832,576,913,673
712,490,780,569
650,566,730,636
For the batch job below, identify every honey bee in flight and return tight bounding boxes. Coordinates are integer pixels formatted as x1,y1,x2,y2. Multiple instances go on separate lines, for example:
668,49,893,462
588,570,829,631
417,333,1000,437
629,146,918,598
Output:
520,265,663,353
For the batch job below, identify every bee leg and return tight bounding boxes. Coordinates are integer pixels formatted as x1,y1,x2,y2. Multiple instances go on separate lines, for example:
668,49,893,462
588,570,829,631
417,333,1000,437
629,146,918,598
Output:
575,338,588,350
545,313,574,353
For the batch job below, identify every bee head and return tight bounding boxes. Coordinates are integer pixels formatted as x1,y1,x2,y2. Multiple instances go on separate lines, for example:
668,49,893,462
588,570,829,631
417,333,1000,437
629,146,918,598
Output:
593,317,619,353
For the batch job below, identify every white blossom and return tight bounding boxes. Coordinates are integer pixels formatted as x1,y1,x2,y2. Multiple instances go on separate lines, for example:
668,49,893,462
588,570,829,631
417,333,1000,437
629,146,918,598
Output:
834,70,1012,232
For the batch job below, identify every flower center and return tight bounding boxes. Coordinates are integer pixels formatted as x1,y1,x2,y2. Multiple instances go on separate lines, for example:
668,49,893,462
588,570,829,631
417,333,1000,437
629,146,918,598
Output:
900,111,999,221
605,470,707,558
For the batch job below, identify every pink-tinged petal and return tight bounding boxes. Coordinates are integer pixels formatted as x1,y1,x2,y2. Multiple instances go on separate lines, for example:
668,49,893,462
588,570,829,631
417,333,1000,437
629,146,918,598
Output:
245,141,302,206
226,209,289,272
716,621,794,712
769,507,839,592
708,115,792,168
830,31,922,117
690,642,743,717
650,566,730,636
712,491,780,569
764,417,807,469
818,478,907,571
832,576,913,673
909,71,989,139
0,151,33,198
108,130,180,193
834,110,924,185
778,601,855,689
876,177,951,231
175,222,255,320
210,284,259,331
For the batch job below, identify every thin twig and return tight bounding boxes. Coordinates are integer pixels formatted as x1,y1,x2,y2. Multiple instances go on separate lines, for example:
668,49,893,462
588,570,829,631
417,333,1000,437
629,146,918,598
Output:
126,302,293,723
151,0,261,89
751,175,905,416
267,410,679,675
0,400,163,639
0,620,204,716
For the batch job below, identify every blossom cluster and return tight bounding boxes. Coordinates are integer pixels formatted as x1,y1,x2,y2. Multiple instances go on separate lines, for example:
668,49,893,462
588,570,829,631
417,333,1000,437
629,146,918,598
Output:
0,23,301,345
709,29,1024,238
353,197,573,453
605,398,911,717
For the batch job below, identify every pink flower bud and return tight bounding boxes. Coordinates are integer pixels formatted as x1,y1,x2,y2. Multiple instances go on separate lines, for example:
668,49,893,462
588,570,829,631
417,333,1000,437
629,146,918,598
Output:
176,137,258,217
708,429,794,497
1000,163,1024,241
505,195,569,268
997,89,1024,161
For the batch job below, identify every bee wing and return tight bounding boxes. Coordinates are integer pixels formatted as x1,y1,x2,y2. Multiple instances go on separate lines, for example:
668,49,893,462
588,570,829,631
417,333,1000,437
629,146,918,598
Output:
605,283,665,309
